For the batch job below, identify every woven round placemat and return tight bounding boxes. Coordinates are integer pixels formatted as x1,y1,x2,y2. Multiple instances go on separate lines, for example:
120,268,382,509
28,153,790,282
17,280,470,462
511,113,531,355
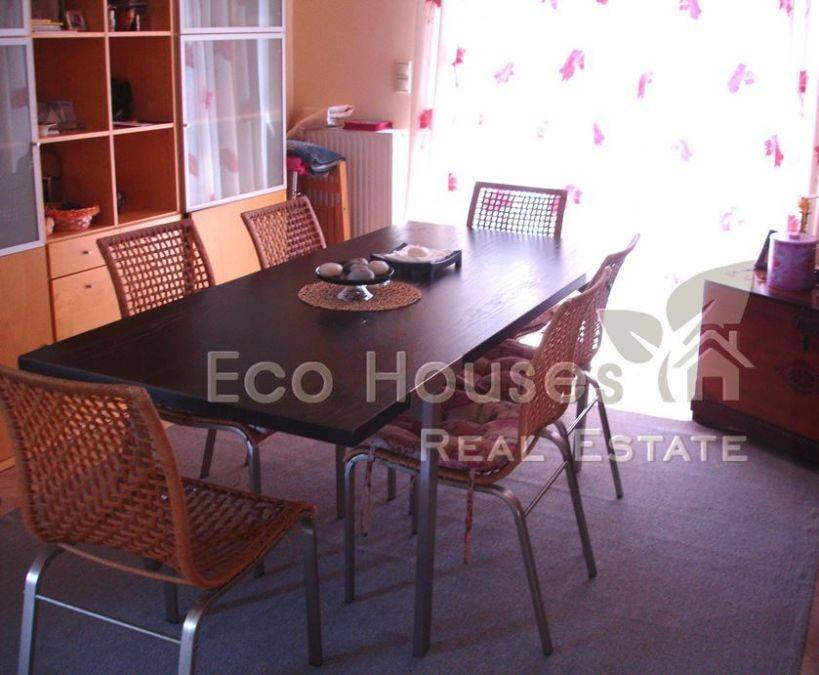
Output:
298,281,422,312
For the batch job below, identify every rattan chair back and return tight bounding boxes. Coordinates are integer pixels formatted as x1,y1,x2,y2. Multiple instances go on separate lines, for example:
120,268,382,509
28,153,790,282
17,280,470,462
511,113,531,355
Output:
467,182,567,237
242,196,326,269
0,366,197,574
0,366,309,590
576,234,640,367
518,269,612,440
97,219,214,318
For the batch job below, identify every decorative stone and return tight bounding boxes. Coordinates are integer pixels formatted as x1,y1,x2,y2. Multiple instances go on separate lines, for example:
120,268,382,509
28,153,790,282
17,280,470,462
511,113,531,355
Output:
318,262,344,278
344,257,370,271
368,260,390,276
347,267,376,282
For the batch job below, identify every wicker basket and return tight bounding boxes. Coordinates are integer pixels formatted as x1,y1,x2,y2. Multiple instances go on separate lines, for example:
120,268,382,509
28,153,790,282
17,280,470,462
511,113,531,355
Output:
45,203,100,233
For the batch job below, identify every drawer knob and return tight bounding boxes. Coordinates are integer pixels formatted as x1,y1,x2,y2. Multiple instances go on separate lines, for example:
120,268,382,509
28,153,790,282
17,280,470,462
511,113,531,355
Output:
81,250,91,255
84,284,94,289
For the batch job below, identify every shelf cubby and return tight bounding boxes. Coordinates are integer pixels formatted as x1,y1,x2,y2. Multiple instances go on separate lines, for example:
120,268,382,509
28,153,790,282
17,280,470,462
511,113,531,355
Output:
64,0,107,33
113,127,178,226
107,0,172,32
41,135,116,233
108,35,174,125
33,36,110,135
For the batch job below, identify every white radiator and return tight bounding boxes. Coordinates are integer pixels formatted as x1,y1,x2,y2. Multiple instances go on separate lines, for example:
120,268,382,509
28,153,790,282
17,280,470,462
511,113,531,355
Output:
303,128,408,238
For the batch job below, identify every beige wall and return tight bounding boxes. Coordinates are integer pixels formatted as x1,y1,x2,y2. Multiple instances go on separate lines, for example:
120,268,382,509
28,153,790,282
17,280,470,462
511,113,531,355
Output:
290,0,417,129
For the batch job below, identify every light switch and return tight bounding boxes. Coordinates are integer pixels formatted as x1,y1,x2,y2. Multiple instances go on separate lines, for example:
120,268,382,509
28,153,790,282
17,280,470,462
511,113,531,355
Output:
394,61,412,93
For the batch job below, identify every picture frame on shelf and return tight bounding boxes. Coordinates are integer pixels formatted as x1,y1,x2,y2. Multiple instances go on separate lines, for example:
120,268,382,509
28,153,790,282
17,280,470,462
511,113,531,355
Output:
64,9,87,31
37,100,83,133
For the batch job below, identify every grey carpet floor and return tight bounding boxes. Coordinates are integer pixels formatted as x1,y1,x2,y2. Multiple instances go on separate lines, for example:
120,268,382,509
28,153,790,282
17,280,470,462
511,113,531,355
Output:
0,410,817,674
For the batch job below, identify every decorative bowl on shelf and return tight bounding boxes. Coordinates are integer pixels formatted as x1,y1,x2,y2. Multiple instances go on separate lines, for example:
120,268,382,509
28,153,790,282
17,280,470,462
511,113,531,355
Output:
315,258,394,302
45,203,100,233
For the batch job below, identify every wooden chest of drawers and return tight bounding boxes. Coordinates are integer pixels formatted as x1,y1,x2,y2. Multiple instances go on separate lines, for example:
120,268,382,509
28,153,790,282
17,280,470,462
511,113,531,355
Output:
45,218,179,340
692,270,819,461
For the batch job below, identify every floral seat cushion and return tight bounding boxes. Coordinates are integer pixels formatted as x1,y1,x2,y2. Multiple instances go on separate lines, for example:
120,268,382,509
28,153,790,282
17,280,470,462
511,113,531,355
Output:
364,389,522,476
472,339,536,377
359,390,525,563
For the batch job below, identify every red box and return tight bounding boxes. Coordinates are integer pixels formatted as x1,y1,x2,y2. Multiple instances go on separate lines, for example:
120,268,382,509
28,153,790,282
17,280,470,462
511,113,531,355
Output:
343,120,394,132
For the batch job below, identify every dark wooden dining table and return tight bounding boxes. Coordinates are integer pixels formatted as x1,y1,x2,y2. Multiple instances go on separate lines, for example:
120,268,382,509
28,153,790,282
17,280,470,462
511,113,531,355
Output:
20,220,603,657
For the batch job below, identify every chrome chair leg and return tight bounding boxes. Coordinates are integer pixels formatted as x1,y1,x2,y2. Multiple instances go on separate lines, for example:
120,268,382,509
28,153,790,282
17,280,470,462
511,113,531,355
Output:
410,478,418,535
344,456,358,603
177,588,221,675
553,426,597,578
572,373,589,473
243,439,265,579
143,558,180,623
199,430,217,479
301,517,323,667
586,375,624,499
18,546,62,675
176,562,254,674
335,445,346,520
246,439,262,494
177,603,203,675
387,468,397,501
485,486,553,655
164,583,181,624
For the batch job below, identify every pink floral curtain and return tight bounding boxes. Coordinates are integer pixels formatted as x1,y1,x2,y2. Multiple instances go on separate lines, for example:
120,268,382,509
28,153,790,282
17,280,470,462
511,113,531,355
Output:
408,0,819,292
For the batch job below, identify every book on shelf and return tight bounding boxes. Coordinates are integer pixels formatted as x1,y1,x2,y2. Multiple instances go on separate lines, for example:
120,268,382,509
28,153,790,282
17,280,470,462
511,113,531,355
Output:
32,19,64,31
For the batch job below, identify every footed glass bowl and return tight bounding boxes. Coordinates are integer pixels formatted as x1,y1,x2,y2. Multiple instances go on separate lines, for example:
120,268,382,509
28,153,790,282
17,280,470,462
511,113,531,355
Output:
315,261,395,302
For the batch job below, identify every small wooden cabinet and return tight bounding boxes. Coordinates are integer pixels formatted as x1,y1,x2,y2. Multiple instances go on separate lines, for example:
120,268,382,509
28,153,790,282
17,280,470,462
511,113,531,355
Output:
692,270,819,461
45,215,180,339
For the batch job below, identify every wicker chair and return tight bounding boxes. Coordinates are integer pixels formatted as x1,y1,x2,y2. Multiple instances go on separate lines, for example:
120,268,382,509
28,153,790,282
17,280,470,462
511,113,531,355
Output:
242,195,326,268
0,366,322,674
97,219,214,317
97,221,274,513
475,235,640,492
467,182,567,237
242,196,396,515
343,270,613,656
296,161,351,244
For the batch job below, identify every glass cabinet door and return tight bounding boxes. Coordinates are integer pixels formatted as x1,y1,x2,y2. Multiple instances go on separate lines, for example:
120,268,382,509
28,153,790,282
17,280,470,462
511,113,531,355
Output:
0,39,43,254
0,0,25,33
181,0,283,32
182,35,284,210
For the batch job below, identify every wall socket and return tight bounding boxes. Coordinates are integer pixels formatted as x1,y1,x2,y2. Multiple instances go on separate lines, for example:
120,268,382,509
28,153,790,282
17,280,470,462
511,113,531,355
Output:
394,61,412,93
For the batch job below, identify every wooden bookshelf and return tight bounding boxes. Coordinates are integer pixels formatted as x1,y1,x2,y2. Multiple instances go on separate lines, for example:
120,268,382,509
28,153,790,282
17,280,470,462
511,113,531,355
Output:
28,0,181,343
31,0,180,243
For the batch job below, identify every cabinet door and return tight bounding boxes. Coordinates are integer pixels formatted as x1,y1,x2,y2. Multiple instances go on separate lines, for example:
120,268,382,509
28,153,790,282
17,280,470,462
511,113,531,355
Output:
0,0,26,34
181,0,283,32
0,39,44,255
182,35,284,211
